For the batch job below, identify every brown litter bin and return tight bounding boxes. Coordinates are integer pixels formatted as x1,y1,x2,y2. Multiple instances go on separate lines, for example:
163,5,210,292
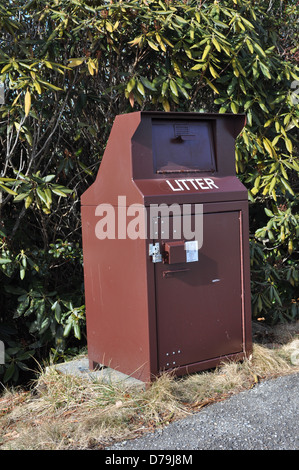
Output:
81,112,252,383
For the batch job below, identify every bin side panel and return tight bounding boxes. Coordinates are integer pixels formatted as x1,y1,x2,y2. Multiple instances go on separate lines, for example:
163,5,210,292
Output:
81,205,152,382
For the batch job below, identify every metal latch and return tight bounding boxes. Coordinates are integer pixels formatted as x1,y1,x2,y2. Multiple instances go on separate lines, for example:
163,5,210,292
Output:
149,243,162,263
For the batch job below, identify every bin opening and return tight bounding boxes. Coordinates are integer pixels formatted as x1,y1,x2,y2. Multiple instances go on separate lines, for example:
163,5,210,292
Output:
152,119,216,174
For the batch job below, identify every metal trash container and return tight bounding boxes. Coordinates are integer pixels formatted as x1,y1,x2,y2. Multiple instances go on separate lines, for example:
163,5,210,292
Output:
81,112,252,382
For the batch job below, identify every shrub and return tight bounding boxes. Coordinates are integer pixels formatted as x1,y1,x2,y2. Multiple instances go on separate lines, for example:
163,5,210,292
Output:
0,0,298,383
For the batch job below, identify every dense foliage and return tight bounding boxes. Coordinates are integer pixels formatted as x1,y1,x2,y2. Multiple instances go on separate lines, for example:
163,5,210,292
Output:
0,0,298,383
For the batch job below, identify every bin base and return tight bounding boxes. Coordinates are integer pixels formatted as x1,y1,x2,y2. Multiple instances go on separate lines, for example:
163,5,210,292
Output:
48,356,145,390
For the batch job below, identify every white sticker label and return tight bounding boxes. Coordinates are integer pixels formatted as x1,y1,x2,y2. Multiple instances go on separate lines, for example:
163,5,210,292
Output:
185,240,198,263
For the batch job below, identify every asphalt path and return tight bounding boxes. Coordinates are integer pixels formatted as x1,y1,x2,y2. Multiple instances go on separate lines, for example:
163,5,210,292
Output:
108,372,299,451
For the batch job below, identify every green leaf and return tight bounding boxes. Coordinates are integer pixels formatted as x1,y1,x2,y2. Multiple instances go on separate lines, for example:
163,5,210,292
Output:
268,176,277,195
201,43,211,61
51,187,68,197
36,187,47,204
52,301,61,323
127,78,136,93
14,192,29,202
1,63,12,73
40,317,50,334
42,175,56,183
0,258,12,264
161,81,169,97
18,350,34,361
205,78,219,94
25,192,34,209
170,80,178,97
273,287,282,306
128,36,143,46
44,188,52,205
177,83,190,99
147,40,159,51
140,76,157,91
212,37,221,52
78,161,93,176
105,21,113,33
284,137,293,153
137,81,145,97
280,178,294,195
16,361,29,371
38,80,63,92
0,184,18,196
162,98,170,112
264,119,273,128
174,15,188,25
32,79,41,94
212,19,229,29
63,322,72,337
265,208,274,217
259,62,271,79
74,322,81,340
0,177,17,182
14,296,29,318
191,63,204,71
230,102,239,113
24,89,31,117
263,138,274,157
4,363,15,383
219,105,228,114
246,38,254,54
253,42,266,57
272,135,280,146
209,64,220,79
259,102,268,113
241,17,255,30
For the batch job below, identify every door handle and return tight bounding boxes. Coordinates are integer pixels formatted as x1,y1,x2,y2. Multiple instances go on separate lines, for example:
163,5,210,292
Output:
163,268,190,278
173,135,196,143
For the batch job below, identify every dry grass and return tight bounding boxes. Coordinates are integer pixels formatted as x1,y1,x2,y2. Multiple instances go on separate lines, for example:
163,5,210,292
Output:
1,321,299,450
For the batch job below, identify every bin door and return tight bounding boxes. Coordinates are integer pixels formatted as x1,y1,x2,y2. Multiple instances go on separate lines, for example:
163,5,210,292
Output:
154,211,243,371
